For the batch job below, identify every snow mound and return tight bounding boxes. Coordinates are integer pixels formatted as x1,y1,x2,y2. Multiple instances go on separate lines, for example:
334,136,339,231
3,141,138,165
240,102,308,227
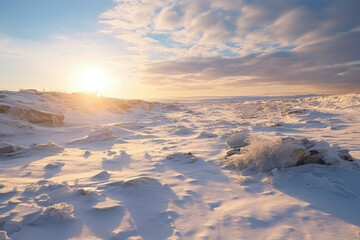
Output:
165,152,198,163
106,177,160,188
31,141,64,153
76,188,103,198
123,177,158,186
91,170,111,179
38,202,74,221
173,125,193,135
24,180,69,194
0,141,64,157
196,131,217,139
224,135,354,172
44,161,64,169
68,126,114,144
0,141,21,156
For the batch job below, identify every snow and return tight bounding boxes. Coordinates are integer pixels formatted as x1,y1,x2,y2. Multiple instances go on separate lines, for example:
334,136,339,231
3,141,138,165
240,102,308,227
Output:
93,198,121,211
0,90,360,239
223,135,353,172
36,202,75,221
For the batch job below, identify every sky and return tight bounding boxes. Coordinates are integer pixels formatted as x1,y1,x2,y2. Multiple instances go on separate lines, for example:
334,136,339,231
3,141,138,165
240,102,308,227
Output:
0,0,359,99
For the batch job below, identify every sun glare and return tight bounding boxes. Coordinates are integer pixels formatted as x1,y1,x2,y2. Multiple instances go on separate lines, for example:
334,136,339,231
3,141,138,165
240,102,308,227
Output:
78,68,109,95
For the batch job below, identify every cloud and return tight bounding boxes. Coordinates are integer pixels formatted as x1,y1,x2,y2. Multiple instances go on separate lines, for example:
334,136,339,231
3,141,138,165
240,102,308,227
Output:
97,0,360,94
143,29,360,90
154,6,183,31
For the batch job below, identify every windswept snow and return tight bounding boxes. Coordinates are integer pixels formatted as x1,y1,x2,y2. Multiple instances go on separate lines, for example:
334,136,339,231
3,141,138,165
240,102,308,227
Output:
0,91,360,239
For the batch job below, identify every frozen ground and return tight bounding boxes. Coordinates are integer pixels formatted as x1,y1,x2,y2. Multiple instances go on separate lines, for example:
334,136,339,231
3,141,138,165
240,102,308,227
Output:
0,90,360,240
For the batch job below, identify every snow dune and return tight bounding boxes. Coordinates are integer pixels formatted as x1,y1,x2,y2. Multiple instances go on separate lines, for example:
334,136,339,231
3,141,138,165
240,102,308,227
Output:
0,90,360,239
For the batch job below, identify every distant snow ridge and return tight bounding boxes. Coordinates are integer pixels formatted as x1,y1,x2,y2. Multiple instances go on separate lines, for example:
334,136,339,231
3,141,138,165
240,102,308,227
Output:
0,103,64,126
0,90,154,128
224,134,354,172
308,93,360,108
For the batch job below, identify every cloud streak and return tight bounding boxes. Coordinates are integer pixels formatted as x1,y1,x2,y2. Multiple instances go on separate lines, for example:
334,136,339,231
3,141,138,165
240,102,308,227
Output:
144,30,360,89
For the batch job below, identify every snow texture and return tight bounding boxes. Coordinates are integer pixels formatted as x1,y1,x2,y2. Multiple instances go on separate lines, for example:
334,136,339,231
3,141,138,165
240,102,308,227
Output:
0,90,360,240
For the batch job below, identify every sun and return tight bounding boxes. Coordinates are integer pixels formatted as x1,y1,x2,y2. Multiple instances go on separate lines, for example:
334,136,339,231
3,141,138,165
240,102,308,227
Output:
78,68,109,95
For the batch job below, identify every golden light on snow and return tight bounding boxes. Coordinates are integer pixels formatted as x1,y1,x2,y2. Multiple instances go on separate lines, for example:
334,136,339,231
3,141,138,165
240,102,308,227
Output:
78,68,109,95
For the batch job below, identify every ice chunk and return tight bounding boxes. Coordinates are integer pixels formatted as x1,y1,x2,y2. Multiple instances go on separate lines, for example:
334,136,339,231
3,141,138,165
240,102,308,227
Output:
225,132,250,149
0,142,20,155
83,150,91,158
39,202,74,220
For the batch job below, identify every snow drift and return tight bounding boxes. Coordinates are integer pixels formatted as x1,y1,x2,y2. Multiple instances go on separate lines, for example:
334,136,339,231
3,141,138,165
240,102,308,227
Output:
1,91,360,239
